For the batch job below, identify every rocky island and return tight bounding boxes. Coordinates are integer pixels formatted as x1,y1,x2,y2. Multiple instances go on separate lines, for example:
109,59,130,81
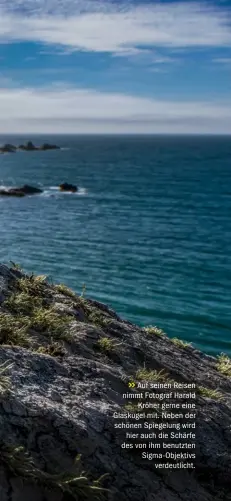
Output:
0,263,230,501
0,141,60,153
0,185,43,197
0,183,78,197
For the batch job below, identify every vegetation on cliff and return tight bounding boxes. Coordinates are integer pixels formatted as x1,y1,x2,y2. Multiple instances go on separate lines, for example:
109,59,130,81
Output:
0,263,230,501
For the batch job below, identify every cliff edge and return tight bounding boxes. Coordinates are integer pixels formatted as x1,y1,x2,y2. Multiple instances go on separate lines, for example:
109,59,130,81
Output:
0,263,230,501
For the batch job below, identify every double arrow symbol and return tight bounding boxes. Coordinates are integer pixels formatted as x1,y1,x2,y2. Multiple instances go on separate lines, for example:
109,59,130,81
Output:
128,382,136,388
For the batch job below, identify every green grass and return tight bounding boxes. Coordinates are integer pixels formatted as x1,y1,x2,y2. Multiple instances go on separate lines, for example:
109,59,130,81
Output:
171,337,191,348
0,445,109,500
35,340,66,357
97,337,117,353
54,283,79,300
143,326,165,337
27,307,71,341
216,353,231,377
4,292,43,315
59,296,113,329
3,285,73,346
16,276,49,298
0,313,30,347
2,269,111,351
87,310,112,328
198,386,223,400
136,368,169,382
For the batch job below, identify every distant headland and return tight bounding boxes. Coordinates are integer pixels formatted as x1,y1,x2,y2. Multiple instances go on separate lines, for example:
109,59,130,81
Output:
0,141,60,153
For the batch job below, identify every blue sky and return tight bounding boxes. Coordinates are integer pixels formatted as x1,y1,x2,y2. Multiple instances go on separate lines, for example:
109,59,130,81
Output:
0,0,231,133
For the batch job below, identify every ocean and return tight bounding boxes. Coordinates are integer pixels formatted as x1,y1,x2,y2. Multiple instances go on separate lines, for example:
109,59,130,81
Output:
0,135,230,356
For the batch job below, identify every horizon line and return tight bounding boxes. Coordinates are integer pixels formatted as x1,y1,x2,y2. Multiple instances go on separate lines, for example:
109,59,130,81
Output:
0,132,231,137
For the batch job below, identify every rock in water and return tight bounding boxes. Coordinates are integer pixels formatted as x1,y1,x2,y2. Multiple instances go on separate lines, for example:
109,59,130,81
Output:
24,141,37,151
16,185,43,195
0,185,43,197
0,144,17,153
0,190,25,197
0,263,230,501
59,182,78,192
40,143,60,150
1,142,60,153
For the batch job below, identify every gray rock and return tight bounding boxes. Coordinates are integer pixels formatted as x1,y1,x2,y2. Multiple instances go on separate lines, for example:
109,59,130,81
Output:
0,142,60,153
0,186,43,197
59,183,78,192
0,264,230,501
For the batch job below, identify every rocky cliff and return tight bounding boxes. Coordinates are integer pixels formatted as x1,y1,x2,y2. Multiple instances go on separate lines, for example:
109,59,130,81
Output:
0,263,230,501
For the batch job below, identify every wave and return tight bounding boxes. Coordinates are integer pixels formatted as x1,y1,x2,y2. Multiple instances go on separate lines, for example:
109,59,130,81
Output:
0,184,11,190
42,186,88,196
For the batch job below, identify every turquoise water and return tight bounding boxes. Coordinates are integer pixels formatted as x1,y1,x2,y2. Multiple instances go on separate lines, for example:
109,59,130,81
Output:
0,135,231,356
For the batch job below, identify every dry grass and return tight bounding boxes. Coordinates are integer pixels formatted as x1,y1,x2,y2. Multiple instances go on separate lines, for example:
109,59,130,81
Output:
87,309,112,328
0,313,30,347
216,353,231,377
28,307,71,341
4,292,43,315
54,283,78,300
198,386,223,400
143,326,165,337
35,340,66,357
136,368,169,382
3,274,74,346
97,337,117,353
171,337,191,348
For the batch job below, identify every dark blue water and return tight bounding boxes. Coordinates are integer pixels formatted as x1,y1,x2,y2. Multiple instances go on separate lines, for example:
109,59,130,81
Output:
0,135,230,356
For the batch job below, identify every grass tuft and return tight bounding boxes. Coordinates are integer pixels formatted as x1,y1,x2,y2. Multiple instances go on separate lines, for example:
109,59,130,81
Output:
0,313,30,347
28,307,71,340
4,292,43,315
33,275,47,283
16,276,49,298
216,353,231,377
54,284,78,300
97,337,117,353
143,326,165,337
198,386,223,400
35,340,65,357
0,445,109,500
171,337,191,348
136,368,169,382
87,309,112,328
2,276,74,347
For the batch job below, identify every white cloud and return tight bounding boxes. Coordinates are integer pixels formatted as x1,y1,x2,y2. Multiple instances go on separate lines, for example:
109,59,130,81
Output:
0,84,230,134
214,57,231,63
0,1,230,54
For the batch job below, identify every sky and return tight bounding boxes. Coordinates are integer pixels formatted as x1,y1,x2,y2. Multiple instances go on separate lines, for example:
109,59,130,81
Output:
0,0,231,134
